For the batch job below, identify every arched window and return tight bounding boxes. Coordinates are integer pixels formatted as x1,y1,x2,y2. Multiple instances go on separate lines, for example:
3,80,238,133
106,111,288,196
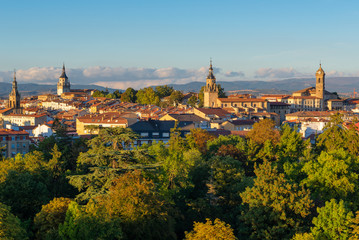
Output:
318,78,321,83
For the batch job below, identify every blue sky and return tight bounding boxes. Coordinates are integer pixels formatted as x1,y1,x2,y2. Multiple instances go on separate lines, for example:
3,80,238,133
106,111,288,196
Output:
1,0,359,88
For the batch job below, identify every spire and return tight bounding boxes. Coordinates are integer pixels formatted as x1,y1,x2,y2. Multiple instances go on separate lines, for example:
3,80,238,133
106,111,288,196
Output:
13,69,16,82
60,63,68,79
207,59,215,80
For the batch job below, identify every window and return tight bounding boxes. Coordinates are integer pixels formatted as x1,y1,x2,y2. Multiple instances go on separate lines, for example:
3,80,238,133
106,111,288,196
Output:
11,144,15,149
163,132,170,137
152,132,159,137
140,132,149,137
11,136,15,141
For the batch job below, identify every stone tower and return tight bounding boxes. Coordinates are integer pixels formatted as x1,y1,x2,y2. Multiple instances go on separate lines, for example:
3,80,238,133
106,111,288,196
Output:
8,70,21,111
316,64,325,99
57,64,71,96
203,60,218,108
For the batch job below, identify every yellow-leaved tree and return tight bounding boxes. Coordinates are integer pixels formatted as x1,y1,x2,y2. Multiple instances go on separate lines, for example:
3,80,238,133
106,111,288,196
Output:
184,218,237,240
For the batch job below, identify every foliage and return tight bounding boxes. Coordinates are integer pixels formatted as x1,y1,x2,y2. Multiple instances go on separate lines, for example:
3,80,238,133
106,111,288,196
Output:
301,149,359,203
101,170,175,240
311,199,353,240
246,119,280,145
0,202,28,240
58,201,122,240
186,128,216,155
121,87,137,103
169,90,184,106
187,95,198,107
184,218,237,240
136,87,160,105
155,85,174,98
34,197,72,240
240,161,313,239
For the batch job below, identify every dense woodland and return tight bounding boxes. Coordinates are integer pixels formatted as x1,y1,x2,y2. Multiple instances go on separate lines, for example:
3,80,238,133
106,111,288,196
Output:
1,114,359,239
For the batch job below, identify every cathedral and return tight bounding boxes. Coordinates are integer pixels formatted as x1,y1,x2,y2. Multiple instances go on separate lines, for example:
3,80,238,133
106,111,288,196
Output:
288,64,338,111
57,64,71,96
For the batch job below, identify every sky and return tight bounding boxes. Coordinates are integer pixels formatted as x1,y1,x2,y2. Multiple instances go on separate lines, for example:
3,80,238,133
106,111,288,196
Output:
1,0,359,89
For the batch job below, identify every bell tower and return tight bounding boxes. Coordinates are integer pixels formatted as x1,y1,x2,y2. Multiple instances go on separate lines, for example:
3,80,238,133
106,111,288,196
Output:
8,70,21,112
57,64,71,96
203,60,218,108
316,64,325,99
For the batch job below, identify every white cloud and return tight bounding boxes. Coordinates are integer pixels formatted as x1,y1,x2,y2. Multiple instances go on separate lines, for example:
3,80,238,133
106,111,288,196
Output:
254,67,309,79
224,71,245,77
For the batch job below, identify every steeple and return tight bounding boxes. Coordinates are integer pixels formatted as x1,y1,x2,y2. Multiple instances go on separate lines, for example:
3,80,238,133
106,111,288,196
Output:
203,59,219,108
8,69,21,110
207,59,216,80
57,63,71,96
60,63,68,79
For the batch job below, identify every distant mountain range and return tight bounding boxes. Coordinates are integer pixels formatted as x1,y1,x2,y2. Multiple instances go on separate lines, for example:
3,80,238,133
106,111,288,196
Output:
169,77,359,95
0,77,357,98
0,83,112,98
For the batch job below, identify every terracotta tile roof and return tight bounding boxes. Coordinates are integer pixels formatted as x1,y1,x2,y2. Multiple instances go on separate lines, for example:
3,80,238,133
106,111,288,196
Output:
218,98,266,102
195,108,231,117
0,129,29,135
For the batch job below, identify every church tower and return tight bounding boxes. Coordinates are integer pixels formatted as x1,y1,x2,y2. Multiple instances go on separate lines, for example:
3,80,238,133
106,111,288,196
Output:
8,70,21,112
203,60,218,108
57,64,71,96
316,64,325,99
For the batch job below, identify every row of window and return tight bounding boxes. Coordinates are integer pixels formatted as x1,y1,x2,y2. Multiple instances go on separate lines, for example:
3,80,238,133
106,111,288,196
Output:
140,132,170,138
0,136,27,141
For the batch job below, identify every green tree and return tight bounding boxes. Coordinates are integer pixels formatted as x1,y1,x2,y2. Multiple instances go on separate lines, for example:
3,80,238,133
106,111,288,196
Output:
92,90,105,98
34,197,72,240
184,218,237,240
169,90,184,106
120,88,137,103
301,149,359,203
311,199,353,240
0,202,28,240
155,85,174,98
59,201,122,240
187,95,198,107
136,87,160,105
240,161,313,239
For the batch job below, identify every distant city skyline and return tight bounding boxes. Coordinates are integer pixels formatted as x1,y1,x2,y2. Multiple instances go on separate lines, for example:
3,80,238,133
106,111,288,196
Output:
2,0,359,88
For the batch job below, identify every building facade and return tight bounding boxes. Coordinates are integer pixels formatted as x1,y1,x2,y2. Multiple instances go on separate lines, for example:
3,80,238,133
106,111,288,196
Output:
0,129,30,158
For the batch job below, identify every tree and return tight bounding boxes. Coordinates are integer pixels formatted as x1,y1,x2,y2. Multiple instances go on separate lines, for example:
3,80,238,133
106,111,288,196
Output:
186,128,216,155
351,211,359,239
155,85,174,98
136,87,160,105
246,119,280,145
121,88,137,103
240,161,313,239
311,199,353,240
101,170,175,240
187,95,198,107
92,90,105,98
169,90,184,106
301,149,359,203
34,197,72,240
184,218,237,240
0,202,28,240
59,201,122,240
0,171,51,220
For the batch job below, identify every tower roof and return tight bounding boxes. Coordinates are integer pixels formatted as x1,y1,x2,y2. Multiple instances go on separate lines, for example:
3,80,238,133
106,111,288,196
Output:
60,64,68,79
207,59,216,80
316,64,325,75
